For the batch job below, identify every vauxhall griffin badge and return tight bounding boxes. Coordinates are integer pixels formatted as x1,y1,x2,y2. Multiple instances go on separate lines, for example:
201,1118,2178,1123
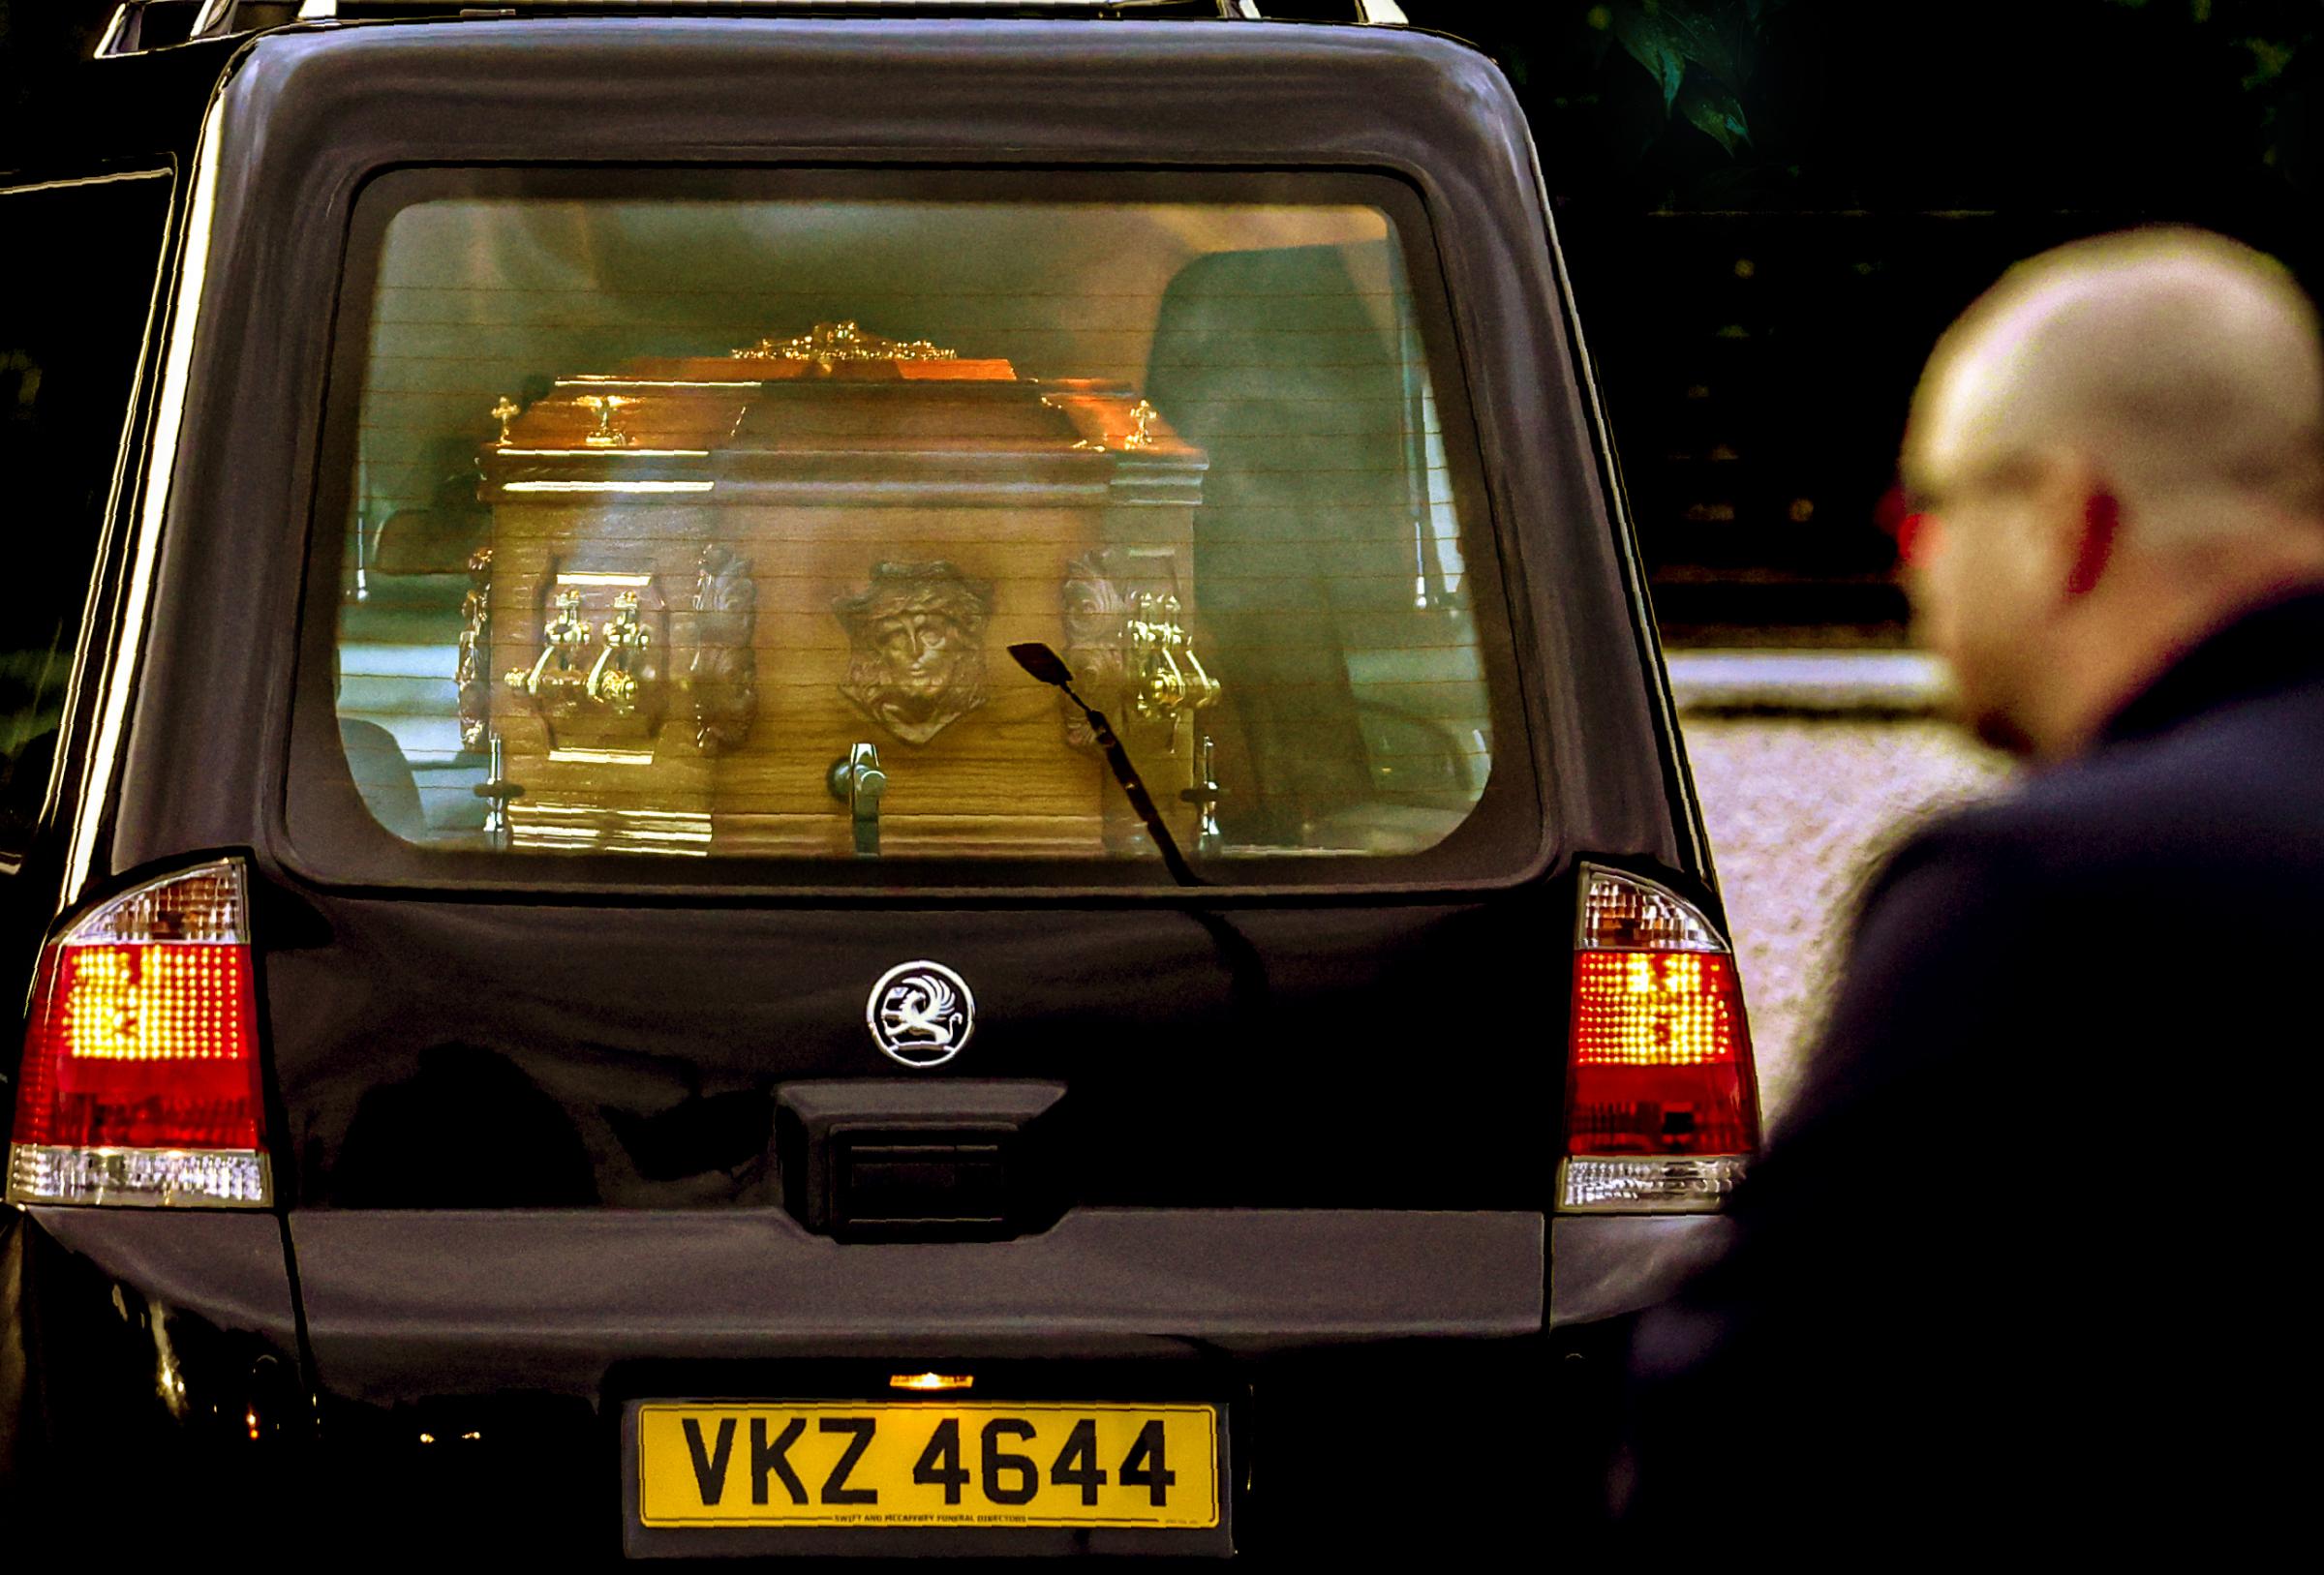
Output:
868,960,976,1068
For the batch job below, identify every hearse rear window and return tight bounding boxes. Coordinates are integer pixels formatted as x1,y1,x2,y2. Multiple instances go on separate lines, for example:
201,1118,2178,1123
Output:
294,169,1531,886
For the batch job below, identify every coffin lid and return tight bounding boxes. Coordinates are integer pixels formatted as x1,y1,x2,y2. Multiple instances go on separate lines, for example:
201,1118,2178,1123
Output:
476,320,1208,508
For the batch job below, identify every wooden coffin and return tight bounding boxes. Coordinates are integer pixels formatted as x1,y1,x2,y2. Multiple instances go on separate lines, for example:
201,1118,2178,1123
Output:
467,322,1213,860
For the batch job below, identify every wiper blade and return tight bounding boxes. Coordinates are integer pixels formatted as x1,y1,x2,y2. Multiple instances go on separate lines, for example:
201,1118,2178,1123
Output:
1008,642,1200,887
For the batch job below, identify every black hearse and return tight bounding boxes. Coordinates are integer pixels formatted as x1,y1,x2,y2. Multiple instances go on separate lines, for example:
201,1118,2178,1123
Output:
1,1,1758,1558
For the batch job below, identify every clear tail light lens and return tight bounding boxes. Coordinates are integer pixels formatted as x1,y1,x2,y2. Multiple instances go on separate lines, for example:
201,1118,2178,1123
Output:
1559,864,1759,1212
7,860,269,1206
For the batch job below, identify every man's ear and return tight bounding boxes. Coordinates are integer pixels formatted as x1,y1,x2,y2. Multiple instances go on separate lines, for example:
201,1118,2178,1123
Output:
2064,489,2121,597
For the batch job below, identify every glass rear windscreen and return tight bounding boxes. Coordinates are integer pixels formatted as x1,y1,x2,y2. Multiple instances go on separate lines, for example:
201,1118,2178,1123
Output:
309,172,1525,880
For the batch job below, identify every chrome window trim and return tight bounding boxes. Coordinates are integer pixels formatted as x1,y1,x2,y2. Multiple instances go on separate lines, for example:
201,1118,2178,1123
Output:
0,168,172,198
65,102,227,904
98,5,134,56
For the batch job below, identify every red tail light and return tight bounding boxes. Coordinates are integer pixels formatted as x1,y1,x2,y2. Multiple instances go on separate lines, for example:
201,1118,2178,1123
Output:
7,860,269,1207
1560,865,1759,1212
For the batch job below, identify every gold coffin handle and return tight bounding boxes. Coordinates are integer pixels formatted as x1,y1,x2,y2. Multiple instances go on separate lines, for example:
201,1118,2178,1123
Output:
585,591,651,713
506,587,591,699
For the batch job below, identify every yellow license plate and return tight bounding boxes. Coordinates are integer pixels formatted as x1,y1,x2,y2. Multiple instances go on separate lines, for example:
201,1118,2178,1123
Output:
635,1401,1220,1530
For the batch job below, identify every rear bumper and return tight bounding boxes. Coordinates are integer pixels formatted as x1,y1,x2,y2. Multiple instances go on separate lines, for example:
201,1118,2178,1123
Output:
5,1205,1723,1553
305,1208,1551,1557
1548,1212,1733,1326
290,1208,1544,1398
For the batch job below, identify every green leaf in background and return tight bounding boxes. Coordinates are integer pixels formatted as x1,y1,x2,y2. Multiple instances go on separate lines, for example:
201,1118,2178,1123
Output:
1676,77,1752,153
1611,0,1752,113
1656,3,1742,86
1610,3,1689,110
2241,35,2295,89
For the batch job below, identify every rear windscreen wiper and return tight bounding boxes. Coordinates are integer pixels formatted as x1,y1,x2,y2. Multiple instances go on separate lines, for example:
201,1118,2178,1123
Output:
1007,642,1201,887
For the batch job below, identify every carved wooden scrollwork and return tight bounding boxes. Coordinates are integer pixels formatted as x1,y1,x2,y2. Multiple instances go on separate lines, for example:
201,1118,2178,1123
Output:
1056,548,1218,746
1059,550,1130,749
456,547,492,751
689,541,757,755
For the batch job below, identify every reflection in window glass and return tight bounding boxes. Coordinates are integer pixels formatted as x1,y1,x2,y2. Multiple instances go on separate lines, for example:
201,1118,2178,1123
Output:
321,189,1508,868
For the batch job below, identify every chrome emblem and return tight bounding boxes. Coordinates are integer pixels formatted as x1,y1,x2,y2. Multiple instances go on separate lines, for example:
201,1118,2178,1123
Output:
868,961,975,1068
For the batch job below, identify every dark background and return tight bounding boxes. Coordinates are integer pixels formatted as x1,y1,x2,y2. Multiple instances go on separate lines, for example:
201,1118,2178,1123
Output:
4,0,2315,645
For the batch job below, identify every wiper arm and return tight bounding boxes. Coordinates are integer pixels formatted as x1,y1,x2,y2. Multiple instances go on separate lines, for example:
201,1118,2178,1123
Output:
1008,642,1200,886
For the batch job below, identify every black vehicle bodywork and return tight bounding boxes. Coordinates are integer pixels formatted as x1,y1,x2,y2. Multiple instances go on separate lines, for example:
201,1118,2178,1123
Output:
1,12,1729,1555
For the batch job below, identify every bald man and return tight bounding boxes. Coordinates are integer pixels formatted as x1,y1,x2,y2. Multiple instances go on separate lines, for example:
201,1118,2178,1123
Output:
1611,229,2324,1554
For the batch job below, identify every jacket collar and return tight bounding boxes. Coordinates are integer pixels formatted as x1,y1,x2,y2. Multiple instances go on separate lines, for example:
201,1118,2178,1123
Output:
2099,584,2324,746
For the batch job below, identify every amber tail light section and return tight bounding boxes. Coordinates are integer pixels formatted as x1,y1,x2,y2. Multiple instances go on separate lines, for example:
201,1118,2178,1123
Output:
1559,864,1760,1212
6,860,269,1207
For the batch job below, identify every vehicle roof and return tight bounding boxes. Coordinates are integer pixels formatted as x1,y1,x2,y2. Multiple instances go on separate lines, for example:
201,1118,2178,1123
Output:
32,4,1431,173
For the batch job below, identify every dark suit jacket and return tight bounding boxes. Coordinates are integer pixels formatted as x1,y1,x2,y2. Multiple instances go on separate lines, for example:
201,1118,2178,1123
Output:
1615,589,2324,1554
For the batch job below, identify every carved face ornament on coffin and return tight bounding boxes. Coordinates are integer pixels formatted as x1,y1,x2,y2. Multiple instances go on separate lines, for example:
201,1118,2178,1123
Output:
834,560,995,745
